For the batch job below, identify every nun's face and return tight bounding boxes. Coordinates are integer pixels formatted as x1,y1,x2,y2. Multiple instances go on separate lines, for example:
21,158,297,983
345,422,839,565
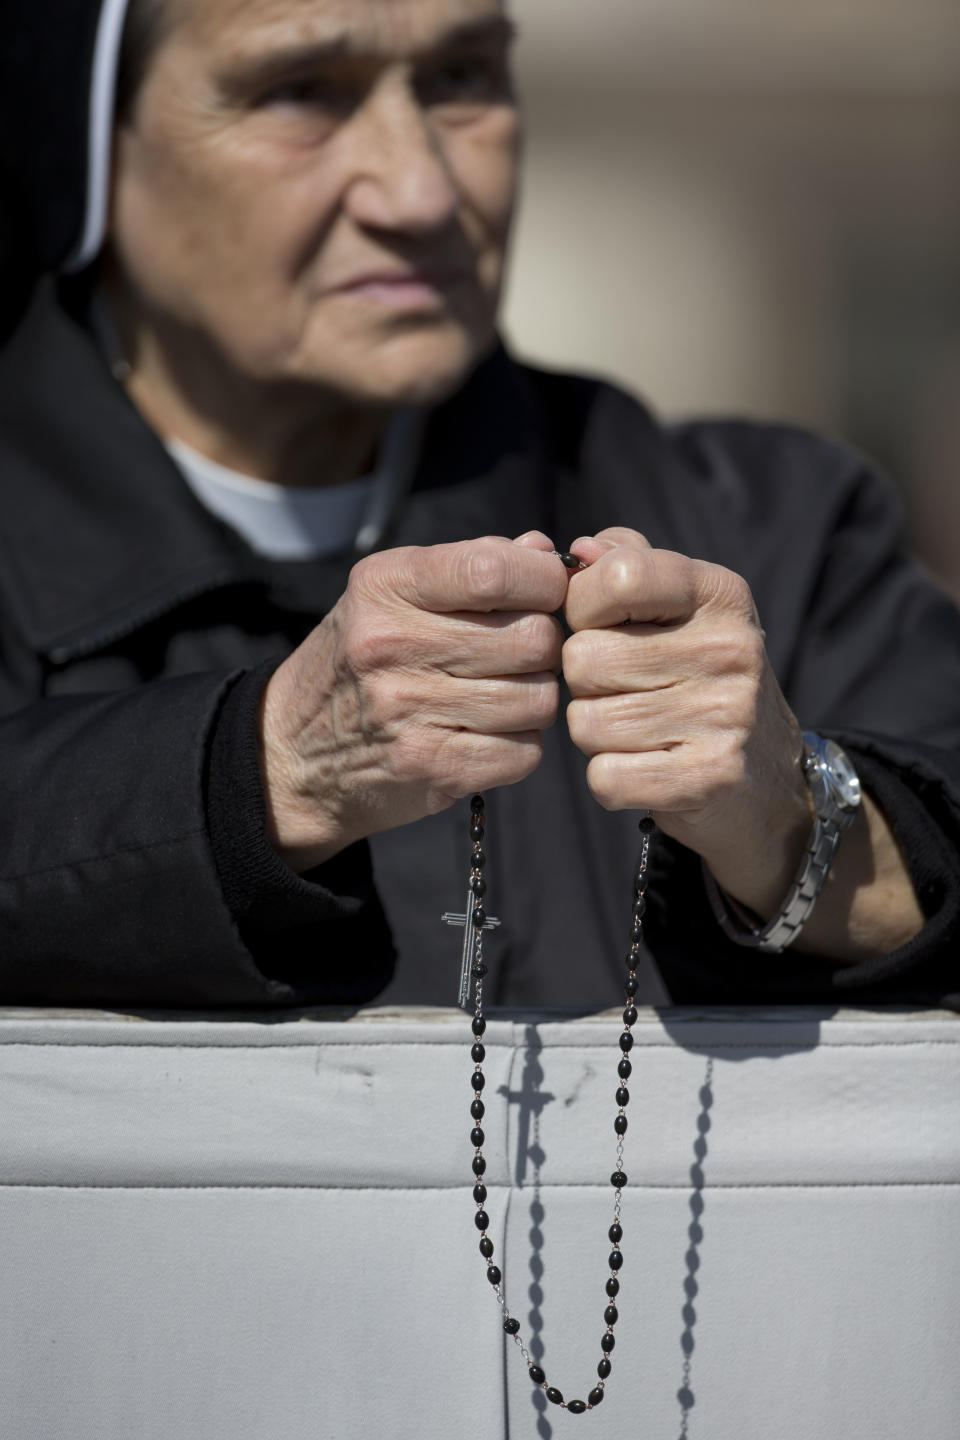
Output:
108,0,519,409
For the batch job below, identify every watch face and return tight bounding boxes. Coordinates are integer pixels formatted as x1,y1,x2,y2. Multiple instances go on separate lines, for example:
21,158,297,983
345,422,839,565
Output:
823,739,862,810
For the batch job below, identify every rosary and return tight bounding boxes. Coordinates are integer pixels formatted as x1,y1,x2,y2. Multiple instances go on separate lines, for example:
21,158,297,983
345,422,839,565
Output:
441,549,655,1416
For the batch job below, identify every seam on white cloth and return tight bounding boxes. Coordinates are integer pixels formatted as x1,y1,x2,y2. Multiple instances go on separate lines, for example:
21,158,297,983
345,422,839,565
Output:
1,1181,958,1193
1,1037,958,1051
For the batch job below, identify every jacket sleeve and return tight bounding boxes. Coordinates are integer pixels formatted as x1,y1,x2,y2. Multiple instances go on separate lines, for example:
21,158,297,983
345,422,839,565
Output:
647,423,960,1007
0,668,392,1007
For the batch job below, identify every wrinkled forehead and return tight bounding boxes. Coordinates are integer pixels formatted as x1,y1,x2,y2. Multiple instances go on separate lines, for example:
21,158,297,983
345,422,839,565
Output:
169,0,509,58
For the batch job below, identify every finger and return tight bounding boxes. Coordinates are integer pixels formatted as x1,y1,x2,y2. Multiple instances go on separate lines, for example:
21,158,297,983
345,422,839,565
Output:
442,612,565,677
421,672,561,734
581,737,748,817
562,617,763,697
583,749,684,813
562,625,685,697
428,729,548,799
564,528,653,568
564,546,748,632
354,536,569,616
513,529,557,552
346,609,564,679
567,683,754,756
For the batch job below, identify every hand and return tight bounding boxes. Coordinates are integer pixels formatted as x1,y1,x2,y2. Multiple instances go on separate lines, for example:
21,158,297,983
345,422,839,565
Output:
260,533,568,870
561,527,924,958
561,527,815,920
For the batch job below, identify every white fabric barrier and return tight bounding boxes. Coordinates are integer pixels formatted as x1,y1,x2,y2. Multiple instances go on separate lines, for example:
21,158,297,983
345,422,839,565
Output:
0,1004,957,1439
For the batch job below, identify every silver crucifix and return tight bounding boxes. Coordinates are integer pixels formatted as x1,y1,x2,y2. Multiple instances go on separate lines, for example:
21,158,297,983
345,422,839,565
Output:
441,886,501,1009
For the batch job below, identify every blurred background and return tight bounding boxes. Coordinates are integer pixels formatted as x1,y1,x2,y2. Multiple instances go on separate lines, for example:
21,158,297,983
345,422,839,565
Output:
501,0,960,598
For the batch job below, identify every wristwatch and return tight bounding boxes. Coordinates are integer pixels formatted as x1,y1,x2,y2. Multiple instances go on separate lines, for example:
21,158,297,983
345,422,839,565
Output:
703,732,862,953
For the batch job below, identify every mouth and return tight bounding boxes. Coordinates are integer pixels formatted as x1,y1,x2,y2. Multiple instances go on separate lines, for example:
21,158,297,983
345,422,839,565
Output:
330,267,471,312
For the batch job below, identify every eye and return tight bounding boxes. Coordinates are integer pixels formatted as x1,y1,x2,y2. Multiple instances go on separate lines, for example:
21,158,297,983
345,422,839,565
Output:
419,52,512,107
255,76,357,115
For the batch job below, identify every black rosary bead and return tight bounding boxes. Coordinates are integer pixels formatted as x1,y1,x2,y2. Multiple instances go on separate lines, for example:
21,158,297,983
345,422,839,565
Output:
457,791,655,1409
556,551,582,570
639,814,656,834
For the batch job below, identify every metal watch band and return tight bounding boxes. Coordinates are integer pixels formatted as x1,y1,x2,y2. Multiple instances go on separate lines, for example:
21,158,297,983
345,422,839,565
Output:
702,818,843,953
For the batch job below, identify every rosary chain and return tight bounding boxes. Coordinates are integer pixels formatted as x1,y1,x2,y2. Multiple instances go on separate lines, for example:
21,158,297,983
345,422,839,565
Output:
465,791,655,1414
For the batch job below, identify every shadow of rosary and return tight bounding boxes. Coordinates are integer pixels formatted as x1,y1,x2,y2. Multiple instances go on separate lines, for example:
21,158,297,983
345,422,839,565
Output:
498,1035,716,1437
499,1025,556,1439
676,1056,715,1439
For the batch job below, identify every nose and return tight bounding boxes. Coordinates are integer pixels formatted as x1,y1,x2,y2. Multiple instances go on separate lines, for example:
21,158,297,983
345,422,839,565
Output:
343,79,460,236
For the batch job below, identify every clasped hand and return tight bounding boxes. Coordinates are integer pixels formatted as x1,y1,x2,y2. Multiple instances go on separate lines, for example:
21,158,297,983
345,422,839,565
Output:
261,526,813,920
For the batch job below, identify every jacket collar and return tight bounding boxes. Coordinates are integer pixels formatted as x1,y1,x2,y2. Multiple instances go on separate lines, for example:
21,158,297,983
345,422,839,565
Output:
0,282,537,664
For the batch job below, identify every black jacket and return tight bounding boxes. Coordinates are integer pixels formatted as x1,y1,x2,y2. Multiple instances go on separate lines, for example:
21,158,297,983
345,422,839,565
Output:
2,281,960,1010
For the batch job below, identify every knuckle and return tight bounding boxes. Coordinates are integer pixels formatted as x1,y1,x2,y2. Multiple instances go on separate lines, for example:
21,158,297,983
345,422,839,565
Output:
606,552,645,607
585,754,628,810
704,621,765,679
347,547,408,597
565,698,596,751
508,735,545,784
511,612,562,671
457,538,511,608
561,628,604,689
473,734,544,789
343,617,409,674
711,565,757,619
